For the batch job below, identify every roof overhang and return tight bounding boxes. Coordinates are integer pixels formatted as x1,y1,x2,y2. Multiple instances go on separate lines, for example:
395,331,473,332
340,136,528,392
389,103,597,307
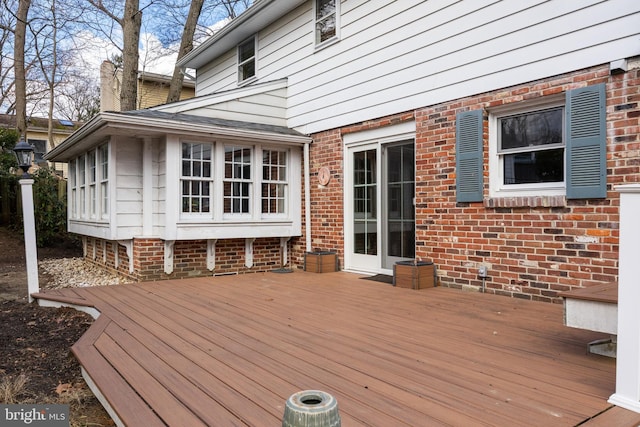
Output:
178,0,306,70
45,111,311,162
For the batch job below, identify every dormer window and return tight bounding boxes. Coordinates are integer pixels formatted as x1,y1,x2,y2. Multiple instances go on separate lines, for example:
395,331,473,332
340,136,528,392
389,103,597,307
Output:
237,36,256,84
315,0,339,46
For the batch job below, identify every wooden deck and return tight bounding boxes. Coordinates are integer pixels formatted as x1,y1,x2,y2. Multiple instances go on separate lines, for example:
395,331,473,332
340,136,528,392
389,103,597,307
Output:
34,271,640,426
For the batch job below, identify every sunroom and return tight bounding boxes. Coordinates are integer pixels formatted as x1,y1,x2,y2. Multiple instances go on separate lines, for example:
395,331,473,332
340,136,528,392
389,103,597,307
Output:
45,109,311,279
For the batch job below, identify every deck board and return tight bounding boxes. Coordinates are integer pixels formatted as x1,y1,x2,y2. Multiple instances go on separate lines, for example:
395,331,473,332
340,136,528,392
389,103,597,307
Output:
36,271,640,426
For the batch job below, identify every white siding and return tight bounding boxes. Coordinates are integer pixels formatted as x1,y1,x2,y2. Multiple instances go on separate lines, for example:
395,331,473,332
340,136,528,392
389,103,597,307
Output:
195,0,640,134
196,49,236,94
153,140,166,237
154,82,288,127
114,137,143,239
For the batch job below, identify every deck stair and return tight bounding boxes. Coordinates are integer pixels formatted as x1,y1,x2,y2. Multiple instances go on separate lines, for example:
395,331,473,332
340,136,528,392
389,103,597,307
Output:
561,283,618,357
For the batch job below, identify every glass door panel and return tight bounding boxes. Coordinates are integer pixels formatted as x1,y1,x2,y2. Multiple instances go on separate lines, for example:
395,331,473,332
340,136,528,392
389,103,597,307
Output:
353,150,377,255
383,142,415,269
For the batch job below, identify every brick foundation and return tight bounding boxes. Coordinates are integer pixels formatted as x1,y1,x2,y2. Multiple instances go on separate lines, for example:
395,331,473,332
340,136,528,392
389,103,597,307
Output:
83,236,286,282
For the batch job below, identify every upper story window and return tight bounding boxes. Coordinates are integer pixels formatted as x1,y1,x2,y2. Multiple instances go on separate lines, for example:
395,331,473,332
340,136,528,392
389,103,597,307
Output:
488,97,565,197
315,0,339,46
237,36,256,84
181,142,213,214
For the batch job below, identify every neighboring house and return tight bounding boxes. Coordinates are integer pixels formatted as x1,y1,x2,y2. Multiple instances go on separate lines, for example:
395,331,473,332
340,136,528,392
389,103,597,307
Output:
0,114,81,176
100,60,196,111
47,0,640,301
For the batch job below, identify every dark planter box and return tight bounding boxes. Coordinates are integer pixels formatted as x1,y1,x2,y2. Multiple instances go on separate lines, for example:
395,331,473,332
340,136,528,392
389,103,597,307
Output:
393,261,436,290
304,251,338,273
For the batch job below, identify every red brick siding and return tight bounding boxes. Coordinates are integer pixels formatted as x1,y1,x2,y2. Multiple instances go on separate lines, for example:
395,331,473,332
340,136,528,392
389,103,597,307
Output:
84,237,285,282
300,62,639,302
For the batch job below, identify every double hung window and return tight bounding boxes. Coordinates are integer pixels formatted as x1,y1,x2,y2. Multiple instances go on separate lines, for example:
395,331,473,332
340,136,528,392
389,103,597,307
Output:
458,84,606,203
315,0,339,46
224,146,252,214
179,141,294,220
181,142,213,214
262,150,287,215
498,106,564,187
237,36,256,84
69,143,109,220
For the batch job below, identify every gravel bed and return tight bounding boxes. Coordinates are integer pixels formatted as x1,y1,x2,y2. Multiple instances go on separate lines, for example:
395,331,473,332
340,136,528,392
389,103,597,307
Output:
39,257,133,289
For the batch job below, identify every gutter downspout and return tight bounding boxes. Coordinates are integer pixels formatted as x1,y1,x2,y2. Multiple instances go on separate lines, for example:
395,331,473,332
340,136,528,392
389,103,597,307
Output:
304,141,311,252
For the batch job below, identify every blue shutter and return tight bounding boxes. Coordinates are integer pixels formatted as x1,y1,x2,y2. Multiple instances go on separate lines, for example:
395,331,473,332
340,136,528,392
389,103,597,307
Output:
566,84,606,199
456,110,484,202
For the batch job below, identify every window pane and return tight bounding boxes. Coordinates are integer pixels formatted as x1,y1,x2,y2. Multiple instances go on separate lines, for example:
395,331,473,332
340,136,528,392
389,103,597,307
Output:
238,39,254,62
240,62,255,81
500,108,563,150
503,148,564,185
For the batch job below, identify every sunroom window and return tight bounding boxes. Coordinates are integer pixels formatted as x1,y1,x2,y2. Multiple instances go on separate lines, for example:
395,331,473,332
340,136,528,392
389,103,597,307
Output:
315,0,339,45
181,142,213,214
237,36,256,84
68,144,109,221
262,149,287,214
224,145,252,214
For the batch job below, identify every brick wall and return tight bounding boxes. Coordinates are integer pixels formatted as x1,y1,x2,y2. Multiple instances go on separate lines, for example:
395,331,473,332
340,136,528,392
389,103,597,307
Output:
300,61,639,302
84,237,285,282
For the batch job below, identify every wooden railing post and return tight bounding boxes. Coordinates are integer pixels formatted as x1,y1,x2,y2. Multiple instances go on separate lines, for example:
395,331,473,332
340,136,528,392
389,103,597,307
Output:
609,184,640,413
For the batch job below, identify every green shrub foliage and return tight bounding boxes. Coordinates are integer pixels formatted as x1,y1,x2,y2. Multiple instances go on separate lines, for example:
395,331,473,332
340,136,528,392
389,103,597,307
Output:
21,168,68,247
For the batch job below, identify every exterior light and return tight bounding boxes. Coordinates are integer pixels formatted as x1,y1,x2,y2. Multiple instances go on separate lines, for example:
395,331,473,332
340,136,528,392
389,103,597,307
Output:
13,136,39,301
13,137,34,177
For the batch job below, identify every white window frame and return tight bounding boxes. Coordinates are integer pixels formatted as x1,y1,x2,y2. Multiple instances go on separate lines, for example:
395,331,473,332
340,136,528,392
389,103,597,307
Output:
261,148,288,217
180,142,214,217
69,144,109,222
88,150,97,218
488,95,566,198
314,0,340,49
223,144,253,218
69,159,77,219
99,144,109,219
237,36,257,85
78,154,86,218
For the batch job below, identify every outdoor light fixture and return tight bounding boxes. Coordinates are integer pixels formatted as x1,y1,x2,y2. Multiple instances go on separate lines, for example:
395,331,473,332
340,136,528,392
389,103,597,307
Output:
13,137,34,177
13,136,39,301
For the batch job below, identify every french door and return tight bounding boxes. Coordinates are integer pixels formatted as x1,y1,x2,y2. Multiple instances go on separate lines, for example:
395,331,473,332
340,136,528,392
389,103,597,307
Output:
345,140,415,274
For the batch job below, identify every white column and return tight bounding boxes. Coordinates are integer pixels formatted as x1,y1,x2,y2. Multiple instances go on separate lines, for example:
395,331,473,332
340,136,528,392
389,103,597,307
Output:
20,179,39,302
609,184,640,413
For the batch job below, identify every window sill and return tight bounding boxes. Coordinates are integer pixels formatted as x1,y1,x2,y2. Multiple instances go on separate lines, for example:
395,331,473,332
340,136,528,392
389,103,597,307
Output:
484,195,566,208
314,36,339,52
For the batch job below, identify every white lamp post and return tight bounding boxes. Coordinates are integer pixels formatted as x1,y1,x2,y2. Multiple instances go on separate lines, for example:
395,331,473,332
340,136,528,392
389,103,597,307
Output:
13,137,39,303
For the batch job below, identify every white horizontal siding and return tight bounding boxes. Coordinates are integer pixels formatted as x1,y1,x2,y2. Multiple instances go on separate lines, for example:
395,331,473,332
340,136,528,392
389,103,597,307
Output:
194,0,640,135
114,138,143,237
196,49,237,95
156,86,288,126
288,0,640,133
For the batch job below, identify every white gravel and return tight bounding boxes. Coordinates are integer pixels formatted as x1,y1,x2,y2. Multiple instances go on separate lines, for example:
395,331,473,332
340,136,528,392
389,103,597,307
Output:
39,258,133,290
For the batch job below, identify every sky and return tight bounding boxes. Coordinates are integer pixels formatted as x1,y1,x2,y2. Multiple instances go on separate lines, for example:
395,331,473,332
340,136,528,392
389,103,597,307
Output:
75,18,230,84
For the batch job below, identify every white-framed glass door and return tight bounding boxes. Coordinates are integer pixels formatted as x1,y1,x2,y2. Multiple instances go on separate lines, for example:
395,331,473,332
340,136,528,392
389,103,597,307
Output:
344,140,415,274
